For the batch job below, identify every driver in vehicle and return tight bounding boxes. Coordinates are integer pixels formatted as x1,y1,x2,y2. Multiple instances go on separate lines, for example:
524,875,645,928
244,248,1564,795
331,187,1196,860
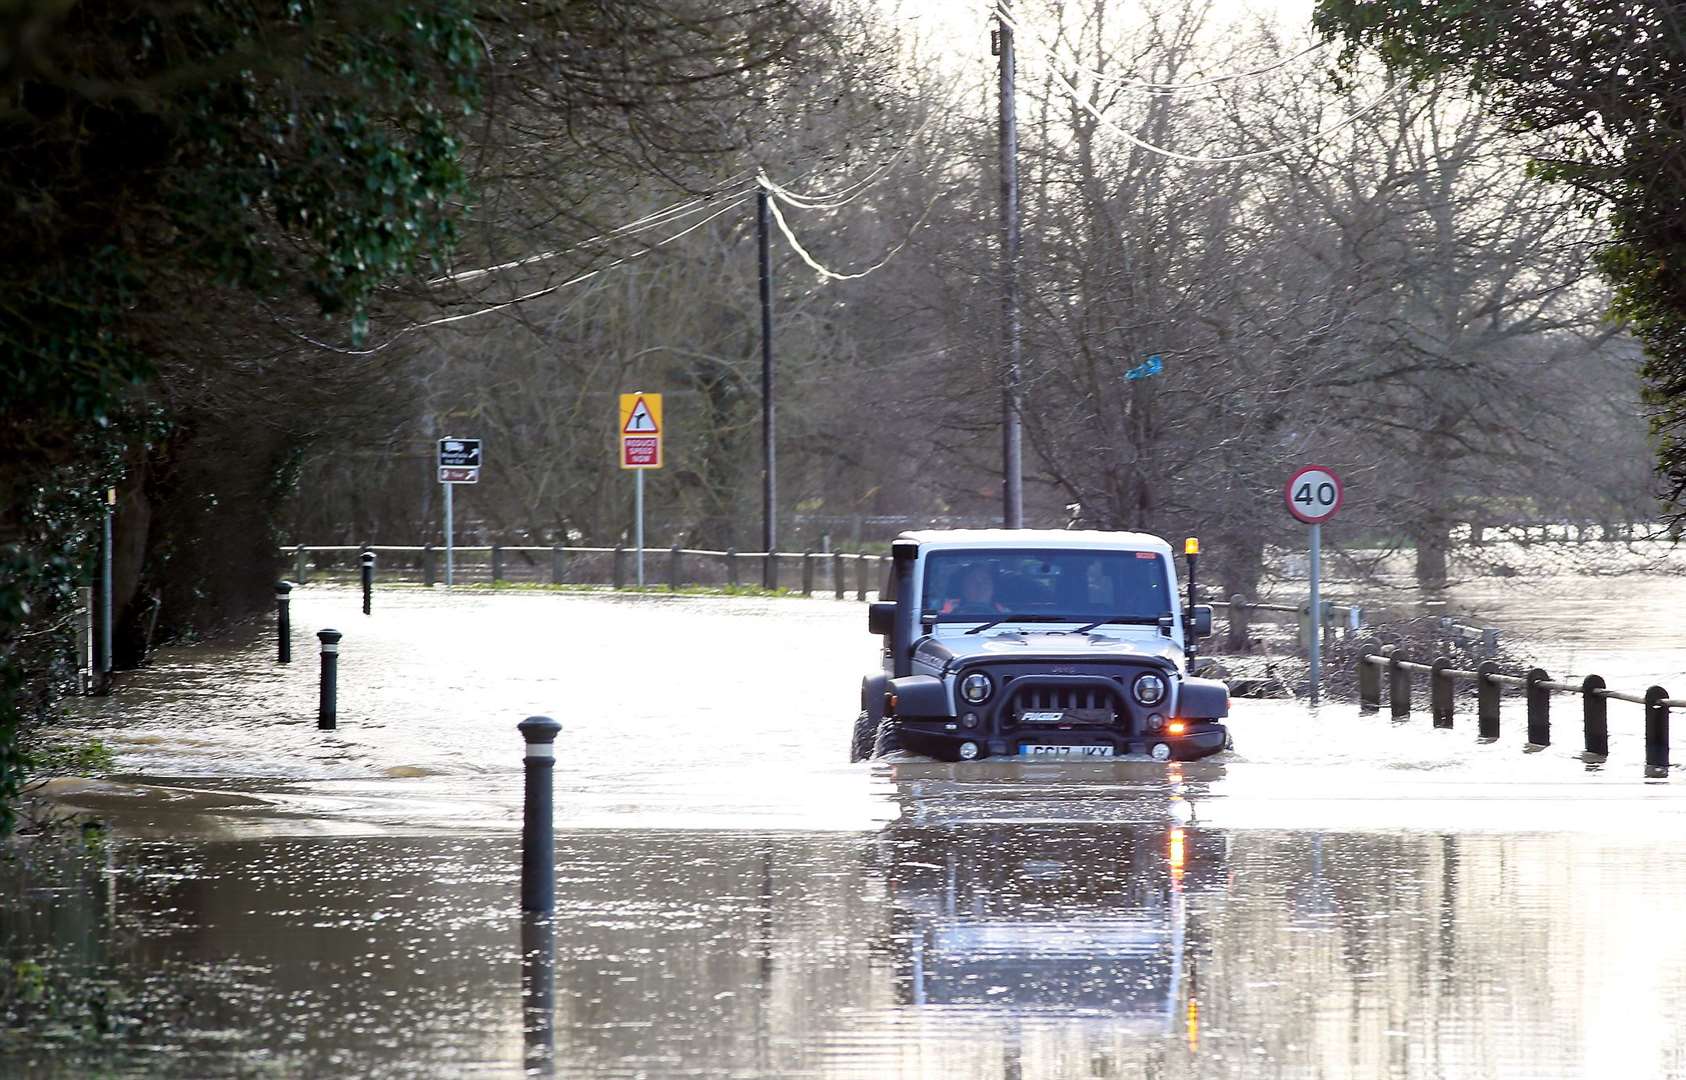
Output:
940,565,1007,615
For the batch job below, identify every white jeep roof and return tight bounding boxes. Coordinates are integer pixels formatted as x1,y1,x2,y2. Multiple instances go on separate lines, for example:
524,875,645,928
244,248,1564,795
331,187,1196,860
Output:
899,528,1174,554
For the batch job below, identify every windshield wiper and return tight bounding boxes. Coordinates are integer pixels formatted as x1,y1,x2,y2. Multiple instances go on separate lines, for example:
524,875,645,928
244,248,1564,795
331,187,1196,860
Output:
1070,617,1163,634
962,614,1065,635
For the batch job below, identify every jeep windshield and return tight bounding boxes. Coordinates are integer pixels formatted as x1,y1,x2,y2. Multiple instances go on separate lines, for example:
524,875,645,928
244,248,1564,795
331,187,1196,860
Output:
922,548,1174,626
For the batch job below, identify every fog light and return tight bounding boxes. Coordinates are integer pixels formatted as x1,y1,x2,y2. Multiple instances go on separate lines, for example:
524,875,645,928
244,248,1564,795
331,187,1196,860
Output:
1150,742,1172,762
1145,713,1165,731
960,672,992,704
958,741,980,761
1134,673,1166,706
962,712,979,728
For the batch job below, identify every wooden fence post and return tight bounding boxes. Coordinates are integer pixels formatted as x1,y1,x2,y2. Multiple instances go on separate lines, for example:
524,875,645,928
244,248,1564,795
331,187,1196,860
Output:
551,545,564,585
1387,647,1411,719
669,543,682,592
1477,661,1502,740
833,552,846,600
1227,594,1249,652
491,543,504,584
1357,639,1380,709
1431,656,1454,729
1582,674,1608,757
1645,687,1670,778
613,545,626,590
855,556,867,601
802,552,814,596
1525,667,1551,747
726,548,739,589
422,544,436,587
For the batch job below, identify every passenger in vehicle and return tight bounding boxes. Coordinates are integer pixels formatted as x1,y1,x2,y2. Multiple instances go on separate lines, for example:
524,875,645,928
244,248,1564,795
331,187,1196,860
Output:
940,565,1007,615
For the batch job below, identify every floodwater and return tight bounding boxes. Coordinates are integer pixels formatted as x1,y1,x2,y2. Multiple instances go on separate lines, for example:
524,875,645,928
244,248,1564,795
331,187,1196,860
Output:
7,574,1686,1078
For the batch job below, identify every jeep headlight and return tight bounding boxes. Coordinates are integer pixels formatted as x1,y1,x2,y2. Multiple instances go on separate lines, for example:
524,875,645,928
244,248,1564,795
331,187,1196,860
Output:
960,672,993,704
1133,673,1166,706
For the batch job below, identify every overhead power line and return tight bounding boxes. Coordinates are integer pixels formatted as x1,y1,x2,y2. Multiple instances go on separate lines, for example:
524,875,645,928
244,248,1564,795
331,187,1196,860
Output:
289,194,750,355
993,3,1328,95
762,186,943,282
756,78,964,211
1037,52,1411,165
428,171,758,287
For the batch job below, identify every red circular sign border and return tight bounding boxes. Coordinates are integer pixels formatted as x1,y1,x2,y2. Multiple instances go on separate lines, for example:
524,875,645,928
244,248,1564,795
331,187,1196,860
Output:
1284,465,1343,524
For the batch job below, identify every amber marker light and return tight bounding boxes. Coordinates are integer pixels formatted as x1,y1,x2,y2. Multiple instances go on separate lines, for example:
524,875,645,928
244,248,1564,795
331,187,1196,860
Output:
1184,537,1199,556
1167,720,1187,735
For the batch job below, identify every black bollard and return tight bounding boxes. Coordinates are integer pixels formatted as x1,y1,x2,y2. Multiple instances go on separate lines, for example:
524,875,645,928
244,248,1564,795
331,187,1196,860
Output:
521,914,557,1077
1645,687,1670,779
317,629,341,729
360,550,375,615
519,716,562,912
275,581,293,664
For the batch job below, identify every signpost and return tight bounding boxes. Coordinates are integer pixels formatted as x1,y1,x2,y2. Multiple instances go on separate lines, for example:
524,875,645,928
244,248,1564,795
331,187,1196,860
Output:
439,437,482,587
1285,465,1343,703
618,393,663,588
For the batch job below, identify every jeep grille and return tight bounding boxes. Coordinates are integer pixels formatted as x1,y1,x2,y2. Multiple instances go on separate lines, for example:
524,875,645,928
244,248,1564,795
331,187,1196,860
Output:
1006,683,1122,726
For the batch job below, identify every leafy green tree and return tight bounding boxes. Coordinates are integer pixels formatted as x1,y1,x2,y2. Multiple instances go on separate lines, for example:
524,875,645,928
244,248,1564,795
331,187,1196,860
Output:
0,0,482,830
1312,0,1686,521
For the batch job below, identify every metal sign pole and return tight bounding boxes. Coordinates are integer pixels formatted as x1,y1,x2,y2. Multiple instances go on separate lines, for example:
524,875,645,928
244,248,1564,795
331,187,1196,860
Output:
1309,522,1321,704
444,480,455,588
635,468,645,588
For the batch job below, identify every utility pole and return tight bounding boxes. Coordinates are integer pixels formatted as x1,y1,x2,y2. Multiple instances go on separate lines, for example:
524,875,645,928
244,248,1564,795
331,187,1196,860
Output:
996,2,1025,528
758,186,778,583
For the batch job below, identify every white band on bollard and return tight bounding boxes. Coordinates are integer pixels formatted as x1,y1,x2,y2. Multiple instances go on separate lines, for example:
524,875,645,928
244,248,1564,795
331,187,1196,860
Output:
524,743,555,759
320,643,339,654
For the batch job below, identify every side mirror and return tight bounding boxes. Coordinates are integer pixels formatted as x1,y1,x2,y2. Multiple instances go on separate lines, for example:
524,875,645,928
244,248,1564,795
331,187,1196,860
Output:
868,601,896,637
1192,605,1213,638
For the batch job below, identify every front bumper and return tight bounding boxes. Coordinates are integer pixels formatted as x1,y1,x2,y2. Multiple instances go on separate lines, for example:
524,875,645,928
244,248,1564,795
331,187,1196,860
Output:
895,721,1228,763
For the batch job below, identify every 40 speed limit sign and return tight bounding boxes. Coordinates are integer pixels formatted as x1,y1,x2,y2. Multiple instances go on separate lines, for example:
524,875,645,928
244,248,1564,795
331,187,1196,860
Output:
1285,465,1343,524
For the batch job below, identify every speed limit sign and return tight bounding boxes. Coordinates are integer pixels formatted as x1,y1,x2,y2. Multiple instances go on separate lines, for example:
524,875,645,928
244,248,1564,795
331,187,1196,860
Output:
1285,465,1342,524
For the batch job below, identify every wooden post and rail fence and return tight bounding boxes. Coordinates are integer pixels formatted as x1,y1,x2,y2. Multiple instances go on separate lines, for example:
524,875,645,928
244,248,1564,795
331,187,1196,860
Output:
1356,641,1680,778
275,545,1506,656
279,543,888,599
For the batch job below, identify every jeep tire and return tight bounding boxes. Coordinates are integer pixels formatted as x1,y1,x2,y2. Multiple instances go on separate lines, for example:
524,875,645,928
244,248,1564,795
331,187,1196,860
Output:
871,717,902,758
850,710,875,763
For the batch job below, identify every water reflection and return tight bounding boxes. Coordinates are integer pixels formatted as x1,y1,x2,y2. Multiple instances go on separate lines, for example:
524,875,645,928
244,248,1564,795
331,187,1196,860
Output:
10,819,1686,1077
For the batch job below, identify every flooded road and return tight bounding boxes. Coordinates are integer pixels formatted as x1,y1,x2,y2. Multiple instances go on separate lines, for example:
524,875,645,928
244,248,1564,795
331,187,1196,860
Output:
8,583,1686,1077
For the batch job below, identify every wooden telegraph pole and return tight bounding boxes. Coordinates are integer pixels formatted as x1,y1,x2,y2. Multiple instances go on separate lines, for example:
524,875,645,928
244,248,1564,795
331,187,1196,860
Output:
996,2,1025,528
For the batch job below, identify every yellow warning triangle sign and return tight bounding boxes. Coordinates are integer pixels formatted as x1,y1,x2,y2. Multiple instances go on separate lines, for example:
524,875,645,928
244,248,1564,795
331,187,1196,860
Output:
622,395,659,434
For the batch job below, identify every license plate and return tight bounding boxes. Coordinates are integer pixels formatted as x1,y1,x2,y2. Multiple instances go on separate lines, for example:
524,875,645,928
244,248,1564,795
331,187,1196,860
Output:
1020,711,1066,724
1021,745,1115,758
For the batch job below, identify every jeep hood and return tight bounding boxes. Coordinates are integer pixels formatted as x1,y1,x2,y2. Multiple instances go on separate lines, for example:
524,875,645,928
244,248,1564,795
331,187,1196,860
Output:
915,630,1184,669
